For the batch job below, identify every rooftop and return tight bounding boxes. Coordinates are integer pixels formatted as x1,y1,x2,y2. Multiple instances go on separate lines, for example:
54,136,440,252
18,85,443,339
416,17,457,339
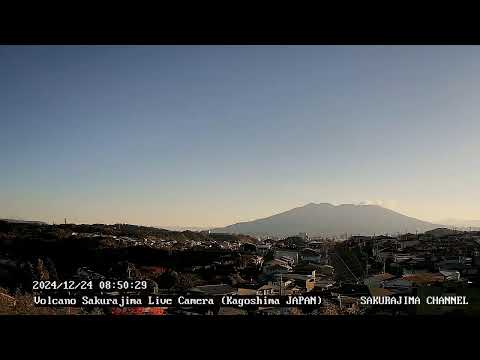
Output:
402,272,445,284
368,287,395,297
189,284,237,295
366,273,396,282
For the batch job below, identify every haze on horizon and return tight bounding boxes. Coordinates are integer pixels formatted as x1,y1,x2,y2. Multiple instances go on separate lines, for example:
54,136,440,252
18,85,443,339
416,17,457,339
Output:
1,46,479,227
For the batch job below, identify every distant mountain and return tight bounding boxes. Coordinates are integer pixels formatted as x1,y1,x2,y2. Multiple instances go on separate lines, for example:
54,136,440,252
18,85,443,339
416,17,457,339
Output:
0,218,47,225
211,203,443,237
438,218,480,230
158,226,210,232
425,228,464,238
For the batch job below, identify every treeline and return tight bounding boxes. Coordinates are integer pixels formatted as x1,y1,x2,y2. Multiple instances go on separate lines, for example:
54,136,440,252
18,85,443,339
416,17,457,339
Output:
0,221,246,291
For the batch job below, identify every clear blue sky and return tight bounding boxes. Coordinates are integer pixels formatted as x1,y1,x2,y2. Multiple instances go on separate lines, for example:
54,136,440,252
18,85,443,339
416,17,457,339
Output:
1,46,479,226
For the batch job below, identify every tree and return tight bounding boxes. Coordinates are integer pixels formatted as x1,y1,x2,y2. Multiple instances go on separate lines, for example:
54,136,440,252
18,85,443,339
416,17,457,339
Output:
35,258,50,281
156,271,177,289
175,273,201,290
43,257,58,281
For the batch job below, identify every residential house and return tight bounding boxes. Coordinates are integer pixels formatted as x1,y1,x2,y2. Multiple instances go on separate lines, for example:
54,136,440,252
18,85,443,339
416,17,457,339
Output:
382,278,413,293
274,249,299,264
398,238,421,249
300,248,322,263
262,260,292,275
240,243,257,254
314,278,336,291
256,243,271,256
439,270,461,281
363,273,396,288
256,282,282,295
274,271,316,292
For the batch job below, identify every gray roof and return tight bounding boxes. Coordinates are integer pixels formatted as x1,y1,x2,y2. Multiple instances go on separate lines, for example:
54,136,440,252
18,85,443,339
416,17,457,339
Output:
190,284,237,295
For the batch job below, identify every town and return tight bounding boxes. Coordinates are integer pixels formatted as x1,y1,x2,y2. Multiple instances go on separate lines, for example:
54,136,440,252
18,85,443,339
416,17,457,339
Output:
1,220,480,315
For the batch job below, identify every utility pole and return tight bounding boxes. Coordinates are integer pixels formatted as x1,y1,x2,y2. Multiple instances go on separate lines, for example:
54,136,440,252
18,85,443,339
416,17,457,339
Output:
280,273,283,296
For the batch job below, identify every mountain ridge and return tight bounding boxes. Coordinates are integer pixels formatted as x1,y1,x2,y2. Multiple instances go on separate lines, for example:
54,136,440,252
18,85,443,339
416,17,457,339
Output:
211,202,444,237
0,218,47,225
